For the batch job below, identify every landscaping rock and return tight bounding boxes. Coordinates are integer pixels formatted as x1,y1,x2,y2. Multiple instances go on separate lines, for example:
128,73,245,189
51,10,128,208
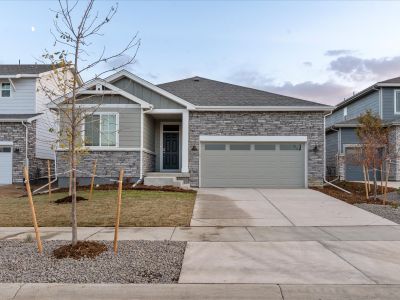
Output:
0,240,186,283
354,203,400,224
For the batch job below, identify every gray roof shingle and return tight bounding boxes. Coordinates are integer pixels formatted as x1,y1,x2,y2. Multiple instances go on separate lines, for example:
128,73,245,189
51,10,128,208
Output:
158,76,327,107
0,64,53,75
379,76,400,84
0,113,42,121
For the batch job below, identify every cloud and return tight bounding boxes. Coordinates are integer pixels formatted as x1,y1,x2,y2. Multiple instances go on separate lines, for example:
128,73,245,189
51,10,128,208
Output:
329,55,400,81
31,26,36,32
325,49,355,56
303,61,312,67
228,70,352,105
104,54,138,72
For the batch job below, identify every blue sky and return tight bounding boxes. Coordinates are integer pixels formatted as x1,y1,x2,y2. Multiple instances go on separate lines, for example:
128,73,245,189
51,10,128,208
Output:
1,0,400,105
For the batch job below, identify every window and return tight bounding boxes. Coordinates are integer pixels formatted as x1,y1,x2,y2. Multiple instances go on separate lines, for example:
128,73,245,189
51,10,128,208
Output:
163,124,180,131
343,107,348,119
205,144,225,151
84,114,117,147
255,144,275,150
280,144,302,151
395,91,400,114
1,83,11,97
229,144,251,150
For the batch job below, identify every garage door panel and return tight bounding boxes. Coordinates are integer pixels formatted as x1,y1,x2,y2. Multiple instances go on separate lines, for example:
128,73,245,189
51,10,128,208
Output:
201,142,305,188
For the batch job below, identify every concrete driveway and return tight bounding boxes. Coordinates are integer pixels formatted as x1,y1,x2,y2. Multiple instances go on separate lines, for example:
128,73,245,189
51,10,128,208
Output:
191,188,395,226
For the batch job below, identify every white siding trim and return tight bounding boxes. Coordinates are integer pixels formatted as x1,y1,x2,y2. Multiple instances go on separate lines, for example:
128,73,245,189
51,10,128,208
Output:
0,141,13,146
199,135,308,142
394,90,400,115
192,106,333,112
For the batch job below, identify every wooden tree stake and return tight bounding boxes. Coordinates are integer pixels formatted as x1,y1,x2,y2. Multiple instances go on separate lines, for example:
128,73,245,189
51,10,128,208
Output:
89,159,97,201
113,169,124,254
23,166,43,254
47,160,52,199
363,164,368,199
366,165,371,192
380,163,384,194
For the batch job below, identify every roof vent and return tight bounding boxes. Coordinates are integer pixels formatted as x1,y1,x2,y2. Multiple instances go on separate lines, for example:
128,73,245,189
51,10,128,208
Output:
193,78,200,82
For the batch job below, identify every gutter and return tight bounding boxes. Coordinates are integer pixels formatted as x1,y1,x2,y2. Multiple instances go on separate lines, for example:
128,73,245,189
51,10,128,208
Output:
192,105,334,112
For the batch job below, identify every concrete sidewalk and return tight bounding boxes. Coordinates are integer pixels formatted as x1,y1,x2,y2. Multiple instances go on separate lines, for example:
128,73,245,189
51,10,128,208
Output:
2,225,400,241
2,283,400,300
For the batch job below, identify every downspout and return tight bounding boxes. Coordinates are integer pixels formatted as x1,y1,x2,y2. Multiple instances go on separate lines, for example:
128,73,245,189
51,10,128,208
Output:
323,112,352,194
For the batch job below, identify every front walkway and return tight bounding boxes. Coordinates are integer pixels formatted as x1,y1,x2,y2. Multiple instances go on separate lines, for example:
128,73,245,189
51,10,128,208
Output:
191,188,395,226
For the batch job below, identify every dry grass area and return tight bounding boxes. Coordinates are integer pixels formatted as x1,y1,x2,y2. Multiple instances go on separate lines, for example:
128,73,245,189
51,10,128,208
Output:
0,188,196,227
312,181,396,205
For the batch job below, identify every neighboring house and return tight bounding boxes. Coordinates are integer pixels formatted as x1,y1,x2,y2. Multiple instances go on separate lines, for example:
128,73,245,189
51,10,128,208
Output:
0,64,62,184
51,70,332,188
326,76,400,181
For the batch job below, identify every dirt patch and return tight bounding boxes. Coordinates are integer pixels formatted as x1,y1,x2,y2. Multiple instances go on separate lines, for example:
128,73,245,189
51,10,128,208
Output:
53,241,107,259
312,181,397,205
54,195,88,204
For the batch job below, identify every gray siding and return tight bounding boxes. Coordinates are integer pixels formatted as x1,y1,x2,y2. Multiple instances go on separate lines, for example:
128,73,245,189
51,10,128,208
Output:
76,95,134,105
326,131,338,176
143,114,155,151
340,128,360,152
113,78,185,109
0,78,36,113
59,107,141,148
326,90,380,127
382,88,399,120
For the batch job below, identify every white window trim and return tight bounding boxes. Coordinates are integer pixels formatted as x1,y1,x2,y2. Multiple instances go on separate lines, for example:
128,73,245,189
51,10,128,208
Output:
394,90,400,115
83,112,119,148
0,82,12,98
343,107,348,118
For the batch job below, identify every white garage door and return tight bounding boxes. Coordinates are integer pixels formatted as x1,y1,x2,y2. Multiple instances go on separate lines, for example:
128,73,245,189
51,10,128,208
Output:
200,142,306,188
0,146,13,184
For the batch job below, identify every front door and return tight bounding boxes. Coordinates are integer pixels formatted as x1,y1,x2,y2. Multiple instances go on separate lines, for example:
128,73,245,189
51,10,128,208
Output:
163,132,179,170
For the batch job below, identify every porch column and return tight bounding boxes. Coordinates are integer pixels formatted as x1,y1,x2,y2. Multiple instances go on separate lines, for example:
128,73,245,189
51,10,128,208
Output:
181,110,189,173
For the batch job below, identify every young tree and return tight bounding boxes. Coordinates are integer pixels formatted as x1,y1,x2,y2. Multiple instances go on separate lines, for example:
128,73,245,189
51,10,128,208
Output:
39,0,140,245
356,111,389,200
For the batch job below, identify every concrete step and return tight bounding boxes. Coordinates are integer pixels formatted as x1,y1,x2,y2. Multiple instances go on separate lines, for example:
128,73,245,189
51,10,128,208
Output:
144,176,187,188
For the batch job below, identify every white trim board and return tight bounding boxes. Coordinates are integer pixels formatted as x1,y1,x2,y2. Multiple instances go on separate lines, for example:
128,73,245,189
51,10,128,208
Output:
160,121,182,172
199,136,308,142
192,106,333,112
105,70,195,110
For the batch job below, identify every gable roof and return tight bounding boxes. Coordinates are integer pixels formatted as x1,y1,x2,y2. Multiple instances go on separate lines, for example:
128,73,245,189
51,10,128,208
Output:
157,76,329,108
105,70,195,109
48,78,153,109
0,64,53,76
333,75,400,112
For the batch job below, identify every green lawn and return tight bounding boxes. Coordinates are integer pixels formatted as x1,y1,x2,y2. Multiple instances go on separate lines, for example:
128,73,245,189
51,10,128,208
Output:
0,190,196,227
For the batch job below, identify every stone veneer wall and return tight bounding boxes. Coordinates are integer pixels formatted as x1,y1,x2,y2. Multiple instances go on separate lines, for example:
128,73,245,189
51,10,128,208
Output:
0,121,53,183
56,150,140,187
188,111,325,187
142,151,156,174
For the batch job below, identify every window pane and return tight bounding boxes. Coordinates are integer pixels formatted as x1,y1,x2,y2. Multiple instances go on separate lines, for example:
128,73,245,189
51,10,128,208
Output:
230,144,251,150
396,92,400,112
100,114,116,146
280,144,302,151
85,115,100,146
0,147,11,152
163,125,179,131
255,144,275,150
1,83,10,97
1,90,10,97
205,144,225,150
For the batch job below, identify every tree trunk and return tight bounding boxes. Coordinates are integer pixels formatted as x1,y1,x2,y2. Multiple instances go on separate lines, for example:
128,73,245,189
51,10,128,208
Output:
363,163,368,199
373,167,378,200
71,149,78,245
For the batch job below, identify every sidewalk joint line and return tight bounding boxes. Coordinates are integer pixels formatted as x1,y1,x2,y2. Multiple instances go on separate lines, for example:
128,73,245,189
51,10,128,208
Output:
317,241,379,284
277,284,285,300
245,227,256,241
169,227,177,241
255,189,295,226
12,283,24,299
84,228,104,241
316,226,342,241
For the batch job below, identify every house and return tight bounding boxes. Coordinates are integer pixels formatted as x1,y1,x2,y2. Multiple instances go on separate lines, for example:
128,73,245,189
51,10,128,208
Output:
0,64,70,184
326,76,400,181
51,70,333,188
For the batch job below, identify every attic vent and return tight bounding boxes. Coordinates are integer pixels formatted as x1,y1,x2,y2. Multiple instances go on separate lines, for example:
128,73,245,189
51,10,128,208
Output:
193,78,200,82
95,84,103,91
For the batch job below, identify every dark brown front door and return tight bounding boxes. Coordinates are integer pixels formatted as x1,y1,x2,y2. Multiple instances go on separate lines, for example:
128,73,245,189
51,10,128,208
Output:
163,132,179,170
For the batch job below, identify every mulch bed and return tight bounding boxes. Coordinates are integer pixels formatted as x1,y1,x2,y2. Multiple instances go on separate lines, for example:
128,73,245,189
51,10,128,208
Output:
54,195,88,204
0,240,186,283
54,183,196,194
53,241,107,259
312,181,397,205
